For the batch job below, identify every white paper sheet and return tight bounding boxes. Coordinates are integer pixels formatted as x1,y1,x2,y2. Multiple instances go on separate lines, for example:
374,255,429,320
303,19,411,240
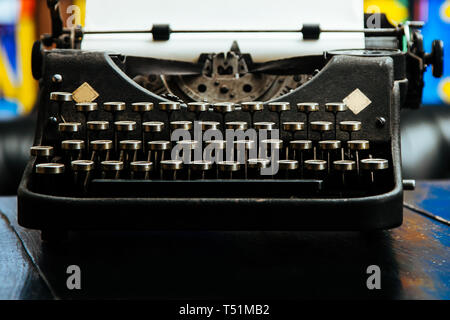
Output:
82,0,365,62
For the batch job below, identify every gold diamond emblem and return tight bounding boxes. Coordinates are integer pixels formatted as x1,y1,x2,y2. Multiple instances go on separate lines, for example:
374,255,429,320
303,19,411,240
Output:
343,89,372,115
72,82,99,103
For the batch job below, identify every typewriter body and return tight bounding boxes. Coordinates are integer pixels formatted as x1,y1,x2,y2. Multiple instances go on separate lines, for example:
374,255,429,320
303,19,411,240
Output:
18,1,443,238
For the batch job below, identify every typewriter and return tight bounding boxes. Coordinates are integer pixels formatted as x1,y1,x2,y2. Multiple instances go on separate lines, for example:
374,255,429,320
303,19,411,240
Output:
18,0,444,240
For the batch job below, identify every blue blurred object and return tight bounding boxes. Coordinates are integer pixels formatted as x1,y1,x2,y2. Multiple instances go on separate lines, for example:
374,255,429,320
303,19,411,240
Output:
0,0,21,119
0,98,20,119
421,0,450,105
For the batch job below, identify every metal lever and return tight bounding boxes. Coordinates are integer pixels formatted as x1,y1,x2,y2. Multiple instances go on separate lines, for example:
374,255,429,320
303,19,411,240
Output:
403,179,416,191
46,0,63,41
84,23,404,41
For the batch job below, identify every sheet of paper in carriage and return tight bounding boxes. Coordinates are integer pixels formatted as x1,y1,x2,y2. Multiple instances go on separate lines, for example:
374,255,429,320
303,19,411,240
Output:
81,0,365,62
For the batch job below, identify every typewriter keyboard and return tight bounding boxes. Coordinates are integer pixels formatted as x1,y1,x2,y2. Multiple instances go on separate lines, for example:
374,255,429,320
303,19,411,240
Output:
29,93,394,199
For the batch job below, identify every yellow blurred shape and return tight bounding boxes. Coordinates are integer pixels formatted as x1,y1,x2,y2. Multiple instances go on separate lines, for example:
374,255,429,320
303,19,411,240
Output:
364,0,409,25
440,1,450,23
74,0,86,26
439,78,450,104
0,16,36,113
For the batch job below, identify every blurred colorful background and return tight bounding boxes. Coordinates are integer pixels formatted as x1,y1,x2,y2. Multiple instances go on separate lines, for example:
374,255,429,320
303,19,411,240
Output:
0,0,448,119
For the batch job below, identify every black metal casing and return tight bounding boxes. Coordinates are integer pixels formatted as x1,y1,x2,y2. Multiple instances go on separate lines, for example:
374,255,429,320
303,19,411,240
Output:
18,50,404,231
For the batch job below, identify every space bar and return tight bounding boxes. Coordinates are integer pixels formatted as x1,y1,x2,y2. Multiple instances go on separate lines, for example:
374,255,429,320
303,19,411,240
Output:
89,179,323,198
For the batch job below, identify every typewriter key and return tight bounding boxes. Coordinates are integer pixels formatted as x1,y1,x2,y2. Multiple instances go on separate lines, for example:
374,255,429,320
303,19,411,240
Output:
104,102,126,112
226,121,248,131
76,102,98,114
233,140,255,178
277,160,299,179
132,102,154,141
241,101,264,127
347,140,370,174
171,120,192,131
147,140,171,151
297,102,319,139
189,160,213,180
147,140,171,175
90,140,113,168
130,161,153,180
213,102,236,133
360,158,389,185
119,140,142,169
104,102,126,124
217,161,241,179
159,101,181,112
61,140,85,165
187,102,210,120
283,122,305,159
160,160,183,180
114,121,137,152
101,160,124,179
290,140,313,177
76,102,98,124
213,102,235,113
87,120,109,131
304,159,327,180
115,120,136,132
142,121,164,152
247,158,271,179
30,146,54,163
71,160,94,194
340,121,362,141
283,121,304,132
333,160,356,187
143,121,164,133
205,140,226,172
260,139,283,160
325,102,348,139
90,140,113,152
58,122,81,141
199,121,221,132
318,140,342,173
254,122,276,140
254,122,275,131
311,121,333,140
50,92,72,102
36,162,65,174
50,92,72,122
268,102,290,130
159,101,181,135
58,122,81,132
176,140,198,164
360,158,389,171
61,139,84,150
35,163,65,195
71,159,94,171
132,102,154,120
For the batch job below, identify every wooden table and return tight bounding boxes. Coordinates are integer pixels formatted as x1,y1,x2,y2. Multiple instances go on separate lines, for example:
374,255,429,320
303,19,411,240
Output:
0,181,448,300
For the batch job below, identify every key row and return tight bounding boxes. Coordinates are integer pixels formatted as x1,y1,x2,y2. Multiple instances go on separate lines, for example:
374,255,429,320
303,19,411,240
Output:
50,92,361,140
35,157,389,188
31,139,372,168
57,119,364,158
33,156,389,197
59,119,363,137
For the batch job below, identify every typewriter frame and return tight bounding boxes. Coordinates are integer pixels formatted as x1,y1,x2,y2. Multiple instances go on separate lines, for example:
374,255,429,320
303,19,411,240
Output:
18,50,404,232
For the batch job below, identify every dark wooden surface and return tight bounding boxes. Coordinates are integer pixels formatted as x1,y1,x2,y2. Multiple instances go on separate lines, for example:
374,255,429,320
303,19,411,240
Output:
0,181,449,300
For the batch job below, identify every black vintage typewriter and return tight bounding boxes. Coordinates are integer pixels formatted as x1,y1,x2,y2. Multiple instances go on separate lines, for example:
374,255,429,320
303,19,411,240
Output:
18,2,444,239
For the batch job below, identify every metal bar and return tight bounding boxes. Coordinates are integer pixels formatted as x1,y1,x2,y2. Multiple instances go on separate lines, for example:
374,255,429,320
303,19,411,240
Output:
83,28,400,35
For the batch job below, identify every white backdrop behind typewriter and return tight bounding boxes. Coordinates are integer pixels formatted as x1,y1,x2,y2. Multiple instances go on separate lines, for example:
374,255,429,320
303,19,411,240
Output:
82,0,365,62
